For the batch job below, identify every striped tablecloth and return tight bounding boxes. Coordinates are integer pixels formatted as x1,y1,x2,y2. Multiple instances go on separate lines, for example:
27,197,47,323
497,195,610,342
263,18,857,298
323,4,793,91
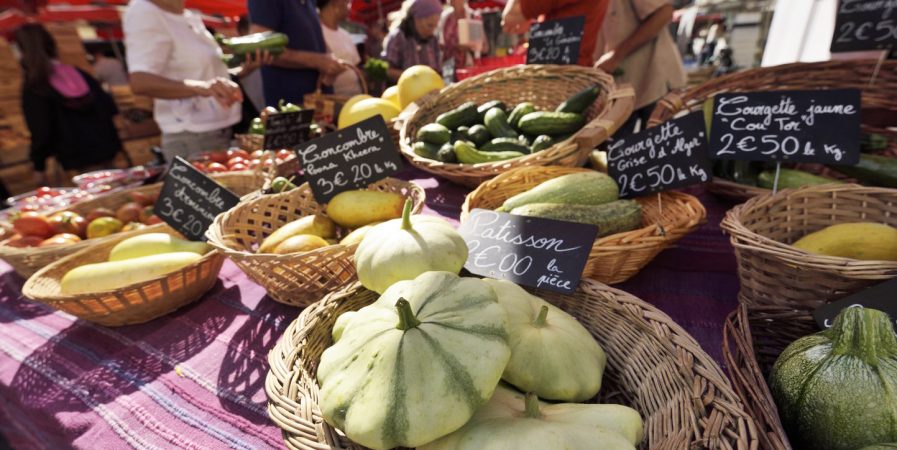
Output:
0,169,740,449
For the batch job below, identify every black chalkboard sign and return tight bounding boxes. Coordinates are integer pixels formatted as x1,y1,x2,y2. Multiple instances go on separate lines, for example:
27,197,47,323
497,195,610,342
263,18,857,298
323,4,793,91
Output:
709,89,861,165
608,111,712,198
154,157,241,241
458,209,598,294
831,0,897,53
296,115,403,203
814,277,897,329
526,16,585,65
264,109,315,150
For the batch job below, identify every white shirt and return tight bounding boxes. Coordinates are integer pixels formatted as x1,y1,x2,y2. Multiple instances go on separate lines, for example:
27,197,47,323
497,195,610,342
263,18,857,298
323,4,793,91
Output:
321,24,362,96
123,0,240,134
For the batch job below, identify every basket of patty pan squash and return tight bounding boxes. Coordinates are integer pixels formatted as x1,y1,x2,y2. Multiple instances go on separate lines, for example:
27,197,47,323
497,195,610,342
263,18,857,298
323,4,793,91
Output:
0,171,264,278
22,225,224,326
264,198,757,449
724,303,897,450
205,177,425,307
399,64,635,188
461,165,706,284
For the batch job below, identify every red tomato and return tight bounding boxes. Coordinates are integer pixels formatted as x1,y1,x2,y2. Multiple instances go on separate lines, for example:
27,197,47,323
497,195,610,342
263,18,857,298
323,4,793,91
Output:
247,159,261,169
85,208,115,223
48,211,87,238
139,206,155,224
39,233,81,247
4,235,44,248
276,149,293,161
128,191,153,206
13,212,53,238
250,150,265,160
116,202,144,224
206,162,228,173
227,156,247,167
229,163,248,171
207,151,229,164
227,149,250,160
191,161,207,173
144,214,163,225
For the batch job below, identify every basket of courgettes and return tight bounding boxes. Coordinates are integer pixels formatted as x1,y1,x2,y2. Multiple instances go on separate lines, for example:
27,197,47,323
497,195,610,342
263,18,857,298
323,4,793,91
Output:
400,65,635,187
648,60,897,202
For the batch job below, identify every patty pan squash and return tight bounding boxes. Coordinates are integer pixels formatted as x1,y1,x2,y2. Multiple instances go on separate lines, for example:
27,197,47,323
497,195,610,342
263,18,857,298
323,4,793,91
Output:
316,271,511,450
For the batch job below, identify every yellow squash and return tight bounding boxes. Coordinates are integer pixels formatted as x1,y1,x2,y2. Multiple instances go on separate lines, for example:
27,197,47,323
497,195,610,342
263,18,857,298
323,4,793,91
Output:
792,222,897,261
272,234,329,254
326,190,404,229
61,252,203,294
258,214,336,253
108,233,210,261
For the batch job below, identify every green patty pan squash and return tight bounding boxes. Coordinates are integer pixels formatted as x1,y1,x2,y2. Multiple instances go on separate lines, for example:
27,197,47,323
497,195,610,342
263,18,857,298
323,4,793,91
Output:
484,279,607,402
355,199,468,294
770,307,897,450
421,384,642,450
316,271,512,450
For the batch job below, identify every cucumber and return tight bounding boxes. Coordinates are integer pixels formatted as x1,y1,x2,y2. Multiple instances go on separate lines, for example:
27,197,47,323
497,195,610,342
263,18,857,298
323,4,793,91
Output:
452,126,471,143
757,169,843,189
477,100,506,122
436,143,458,163
518,134,533,146
518,112,585,135
436,102,479,129
417,123,451,145
509,200,642,237
467,124,491,147
556,84,600,114
454,141,525,164
862,133,890,152
482,138,531,154
508,102,536,129
412,141,441,160
484,107,518,139
531,135,554,153
830,154,897,188
497,171,619,212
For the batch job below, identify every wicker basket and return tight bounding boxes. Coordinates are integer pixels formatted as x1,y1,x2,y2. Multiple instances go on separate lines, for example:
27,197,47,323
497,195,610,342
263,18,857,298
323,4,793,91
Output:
266,279,758,450
0,171,263,278
205,178,425,308
461,166,706,284
721,184,897,313
21,225,225,327
648,59,897,202
399,65,635,187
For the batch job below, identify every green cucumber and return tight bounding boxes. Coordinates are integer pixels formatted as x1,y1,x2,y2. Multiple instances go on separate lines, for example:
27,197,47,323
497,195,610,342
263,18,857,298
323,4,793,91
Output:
556,85,600,114
757,169,843,189
482,138,530,154
417,123,451,145
484,107,518,139
830,154,897,187
497,171,619,212
508,102,536,129
222,31,289,55
452,126,471,143
467,124,491,147
518,112,585,135
862,133,890,152
477,101,506,122
412,141,441,160
517,134,533,146
531,135,554,153
436,143,458,163
509,200,642,237
436,102,479,129
454,141,525,164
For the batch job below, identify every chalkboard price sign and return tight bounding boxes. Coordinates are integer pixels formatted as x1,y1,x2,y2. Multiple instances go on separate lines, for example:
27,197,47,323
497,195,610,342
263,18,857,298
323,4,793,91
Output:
458,209,598,294
709,89,861,165
264,109,315,150
814,277,897,330
831,0,897,53
526,16,585,65
154,157,241,241
296,115,403,203
607,111,712,198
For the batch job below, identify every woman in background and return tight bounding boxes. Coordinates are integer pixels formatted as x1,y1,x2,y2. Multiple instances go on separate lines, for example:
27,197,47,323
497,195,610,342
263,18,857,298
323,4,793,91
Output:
16,24,121,185
319,0,363,96
382,0,443,81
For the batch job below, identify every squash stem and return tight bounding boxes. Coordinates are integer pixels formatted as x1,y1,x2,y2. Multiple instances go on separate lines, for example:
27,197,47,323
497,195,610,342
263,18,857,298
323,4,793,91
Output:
523,393,542,418
401,199,413,230
532,305,549,327
830,307,897,365
394,298,421,330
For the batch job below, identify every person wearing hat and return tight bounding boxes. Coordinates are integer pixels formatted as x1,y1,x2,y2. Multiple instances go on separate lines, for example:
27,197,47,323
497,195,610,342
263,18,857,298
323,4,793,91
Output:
382,0,444,81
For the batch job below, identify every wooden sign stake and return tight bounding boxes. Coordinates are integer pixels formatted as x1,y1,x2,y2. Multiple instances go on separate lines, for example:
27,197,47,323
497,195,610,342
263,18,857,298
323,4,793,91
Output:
772,162,782,195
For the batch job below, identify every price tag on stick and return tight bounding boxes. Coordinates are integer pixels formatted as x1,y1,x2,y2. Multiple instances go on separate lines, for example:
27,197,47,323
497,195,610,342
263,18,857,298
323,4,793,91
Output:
296,115,403,203
709,89,861,165
526,16,585,65
814,277,897,330
830,0,897,53
264,110,315,150
607,111,712,198
458,209,598,294
154,157,241,241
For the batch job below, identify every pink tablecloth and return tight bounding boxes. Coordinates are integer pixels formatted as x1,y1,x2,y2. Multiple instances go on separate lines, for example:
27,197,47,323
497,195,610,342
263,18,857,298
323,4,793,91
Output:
0,169,741,449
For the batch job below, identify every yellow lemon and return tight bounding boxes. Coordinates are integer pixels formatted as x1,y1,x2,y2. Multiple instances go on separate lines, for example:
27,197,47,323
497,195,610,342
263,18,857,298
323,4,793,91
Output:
337,94,373,129
338,98,400,129
397,65,444,108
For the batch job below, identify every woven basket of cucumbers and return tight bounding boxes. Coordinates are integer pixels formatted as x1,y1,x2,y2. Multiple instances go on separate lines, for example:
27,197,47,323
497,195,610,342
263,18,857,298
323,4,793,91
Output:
399,65,635,188
461,166,706,284
648,59,897,202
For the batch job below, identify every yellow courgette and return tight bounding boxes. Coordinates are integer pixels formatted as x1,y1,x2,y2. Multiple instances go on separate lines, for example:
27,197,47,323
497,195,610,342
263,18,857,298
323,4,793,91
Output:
61,252,204,294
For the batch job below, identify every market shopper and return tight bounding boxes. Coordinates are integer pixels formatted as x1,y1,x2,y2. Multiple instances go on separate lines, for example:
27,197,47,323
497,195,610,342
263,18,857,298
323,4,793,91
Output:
440,0,487,69
16,24,122,185
382,0,443,81
319,0,364,96
594,0,686,135
123,0,268,162
501,0,609,66
248,0,346,106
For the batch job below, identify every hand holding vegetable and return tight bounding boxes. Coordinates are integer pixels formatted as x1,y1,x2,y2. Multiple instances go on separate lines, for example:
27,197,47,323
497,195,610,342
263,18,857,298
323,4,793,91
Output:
188,77,242,108
239,48,274,76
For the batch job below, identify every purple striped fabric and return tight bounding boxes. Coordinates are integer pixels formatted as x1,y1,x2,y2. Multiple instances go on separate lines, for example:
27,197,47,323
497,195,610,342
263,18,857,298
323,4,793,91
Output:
0,168,740,448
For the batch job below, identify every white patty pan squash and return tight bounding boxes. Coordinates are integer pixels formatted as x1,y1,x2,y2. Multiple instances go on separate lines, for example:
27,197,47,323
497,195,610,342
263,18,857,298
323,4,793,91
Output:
484,279,607,402
316,271,512,450
420,384,643,450
354,199,468,294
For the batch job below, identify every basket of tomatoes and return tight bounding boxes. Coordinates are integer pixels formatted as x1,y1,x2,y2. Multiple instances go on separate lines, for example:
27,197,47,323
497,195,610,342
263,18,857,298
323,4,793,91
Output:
189,148,300,180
